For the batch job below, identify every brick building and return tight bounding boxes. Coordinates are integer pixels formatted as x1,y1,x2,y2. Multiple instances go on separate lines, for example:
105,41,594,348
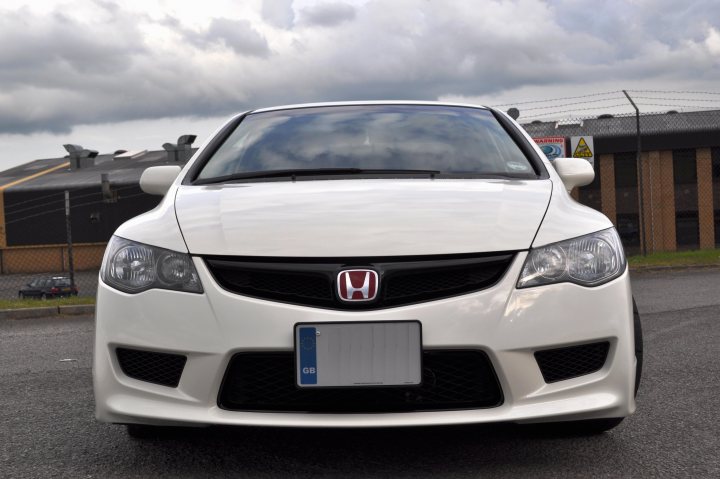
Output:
524,110,720,254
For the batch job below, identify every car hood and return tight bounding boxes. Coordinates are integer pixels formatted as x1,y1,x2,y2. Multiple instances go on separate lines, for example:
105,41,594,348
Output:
174,179,552,257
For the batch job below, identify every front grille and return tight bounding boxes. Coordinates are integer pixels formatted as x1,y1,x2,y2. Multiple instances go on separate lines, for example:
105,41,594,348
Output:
218,350,503,412
116,347,187,387
534,341,610,383
204,252,514,309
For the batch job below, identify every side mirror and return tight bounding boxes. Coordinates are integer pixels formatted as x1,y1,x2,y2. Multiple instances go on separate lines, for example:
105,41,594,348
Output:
140,166,182,196
552,158,594,193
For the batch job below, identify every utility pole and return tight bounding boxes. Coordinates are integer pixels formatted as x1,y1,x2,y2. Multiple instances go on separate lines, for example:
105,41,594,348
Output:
623,90,647,256
65,190,75,287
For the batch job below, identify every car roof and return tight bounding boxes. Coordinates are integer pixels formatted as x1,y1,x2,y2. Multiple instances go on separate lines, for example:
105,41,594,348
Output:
250,100,492,115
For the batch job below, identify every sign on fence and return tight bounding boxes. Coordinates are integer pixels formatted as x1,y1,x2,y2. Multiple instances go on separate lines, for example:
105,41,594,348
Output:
570,136,595,168
533,136,566,161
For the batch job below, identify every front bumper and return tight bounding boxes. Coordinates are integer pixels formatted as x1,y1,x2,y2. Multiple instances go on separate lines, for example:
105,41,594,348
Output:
93,252,636,427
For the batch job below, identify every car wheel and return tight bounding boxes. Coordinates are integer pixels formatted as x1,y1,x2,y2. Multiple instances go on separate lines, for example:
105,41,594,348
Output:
40,294,47,301
19,292,25,299
126,424,163,439
541,417,625,436
633,298,643,397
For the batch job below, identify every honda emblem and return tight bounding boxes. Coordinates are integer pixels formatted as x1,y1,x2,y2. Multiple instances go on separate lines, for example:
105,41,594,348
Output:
337,270,379,302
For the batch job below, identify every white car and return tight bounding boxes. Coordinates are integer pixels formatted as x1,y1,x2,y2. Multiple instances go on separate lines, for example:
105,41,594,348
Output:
94,102,641,438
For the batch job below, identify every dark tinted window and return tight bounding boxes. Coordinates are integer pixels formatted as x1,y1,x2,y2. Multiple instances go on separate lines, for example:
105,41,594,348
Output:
197,105,537,181
54,278,71,287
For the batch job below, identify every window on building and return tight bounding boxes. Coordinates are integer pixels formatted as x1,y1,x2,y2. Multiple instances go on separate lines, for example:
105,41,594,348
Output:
577,156,601,212
712,148,720,247
673,149,699,250
614,152,640,254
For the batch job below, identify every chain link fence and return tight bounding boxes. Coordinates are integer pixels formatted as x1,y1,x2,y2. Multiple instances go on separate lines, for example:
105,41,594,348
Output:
0,184,158,301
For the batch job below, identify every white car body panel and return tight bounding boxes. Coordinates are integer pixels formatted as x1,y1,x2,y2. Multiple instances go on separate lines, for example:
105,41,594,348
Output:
94,255,635,427
174,179,552,257
94,101,637,429
113,193,188,253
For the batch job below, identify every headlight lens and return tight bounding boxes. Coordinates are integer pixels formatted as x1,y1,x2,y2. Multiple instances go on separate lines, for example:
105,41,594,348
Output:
518,228,626,288
101,236,203,294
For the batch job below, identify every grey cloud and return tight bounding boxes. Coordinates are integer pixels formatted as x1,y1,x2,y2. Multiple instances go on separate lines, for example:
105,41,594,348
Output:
300,2,356,27
1,0,719,137
206,18,271,57
191,18,271,57
262,0,295,29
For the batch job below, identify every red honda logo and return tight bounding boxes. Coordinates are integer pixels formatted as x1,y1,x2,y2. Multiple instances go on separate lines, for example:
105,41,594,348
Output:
337,270,379,302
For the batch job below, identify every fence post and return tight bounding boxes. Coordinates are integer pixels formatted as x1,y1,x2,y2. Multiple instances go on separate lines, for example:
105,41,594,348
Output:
65,190,75,287
623,90,647,256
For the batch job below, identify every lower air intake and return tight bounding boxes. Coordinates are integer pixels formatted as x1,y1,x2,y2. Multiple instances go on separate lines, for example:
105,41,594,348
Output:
116,347,187,387
218,350,503,412
535,341,610,383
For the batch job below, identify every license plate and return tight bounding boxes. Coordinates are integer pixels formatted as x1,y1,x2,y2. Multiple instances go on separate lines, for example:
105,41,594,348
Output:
294,321,422,388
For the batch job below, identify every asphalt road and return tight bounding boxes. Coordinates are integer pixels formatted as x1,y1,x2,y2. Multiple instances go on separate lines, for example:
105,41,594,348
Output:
1,269,719,478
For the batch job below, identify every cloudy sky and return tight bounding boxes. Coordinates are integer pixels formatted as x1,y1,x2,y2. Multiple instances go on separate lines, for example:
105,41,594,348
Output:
1,0,720,170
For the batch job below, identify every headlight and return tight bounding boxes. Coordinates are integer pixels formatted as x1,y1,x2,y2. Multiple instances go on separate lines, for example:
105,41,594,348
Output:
101,236,203,294
517,228,626,288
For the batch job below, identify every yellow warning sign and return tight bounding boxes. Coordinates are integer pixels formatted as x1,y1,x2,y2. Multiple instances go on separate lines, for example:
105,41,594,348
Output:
572,137,593,158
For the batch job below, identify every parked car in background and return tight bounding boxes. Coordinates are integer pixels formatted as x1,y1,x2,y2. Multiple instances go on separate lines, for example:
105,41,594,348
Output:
19,276,78,299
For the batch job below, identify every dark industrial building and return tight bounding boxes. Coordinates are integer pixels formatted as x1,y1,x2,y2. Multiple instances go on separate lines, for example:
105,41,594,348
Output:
0,136,196,274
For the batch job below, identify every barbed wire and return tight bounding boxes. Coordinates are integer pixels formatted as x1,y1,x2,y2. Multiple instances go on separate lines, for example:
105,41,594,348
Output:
627,89,720,96
634,103,720,110
490,90,622,107
632,96,720,103
519,103,633,120
518,96,629,112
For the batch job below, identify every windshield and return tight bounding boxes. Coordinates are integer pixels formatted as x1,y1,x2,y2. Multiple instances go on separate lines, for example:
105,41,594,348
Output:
196,105,538,182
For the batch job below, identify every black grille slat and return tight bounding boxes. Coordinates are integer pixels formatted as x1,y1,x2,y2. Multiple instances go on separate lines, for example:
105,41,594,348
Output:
205,253,514,310
116,348,187,387
218,351,503,412
219,270,332,301
383,265,505,306
535,342,610,383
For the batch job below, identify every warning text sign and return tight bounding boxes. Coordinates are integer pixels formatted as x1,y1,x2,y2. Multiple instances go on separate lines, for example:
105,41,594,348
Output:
533,136,566,161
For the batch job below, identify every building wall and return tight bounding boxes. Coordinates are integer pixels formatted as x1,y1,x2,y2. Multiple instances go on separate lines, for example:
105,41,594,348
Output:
577,146,719,254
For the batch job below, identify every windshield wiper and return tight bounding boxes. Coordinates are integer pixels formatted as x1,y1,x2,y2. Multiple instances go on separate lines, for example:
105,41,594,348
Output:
193,168,442,185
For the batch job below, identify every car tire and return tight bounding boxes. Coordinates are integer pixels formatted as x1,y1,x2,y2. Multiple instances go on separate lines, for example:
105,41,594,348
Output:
126,424,168,440
40,294,47,301
19,292,25,299
633,298,643,397
541,417,625,436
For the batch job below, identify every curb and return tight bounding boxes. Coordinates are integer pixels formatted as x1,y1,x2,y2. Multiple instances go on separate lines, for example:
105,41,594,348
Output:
0,304,95,320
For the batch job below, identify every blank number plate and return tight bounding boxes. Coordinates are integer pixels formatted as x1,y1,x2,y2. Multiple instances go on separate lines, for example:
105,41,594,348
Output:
295,321,422,388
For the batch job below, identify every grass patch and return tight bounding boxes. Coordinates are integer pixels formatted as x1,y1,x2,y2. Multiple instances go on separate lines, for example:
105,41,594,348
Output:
628,248,720,268
0,295,95,310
